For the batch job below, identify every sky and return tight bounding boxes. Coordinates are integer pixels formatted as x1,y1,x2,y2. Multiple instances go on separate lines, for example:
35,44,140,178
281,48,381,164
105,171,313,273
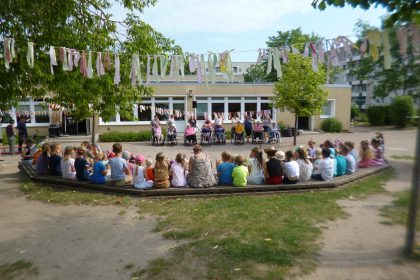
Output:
110,0,387,61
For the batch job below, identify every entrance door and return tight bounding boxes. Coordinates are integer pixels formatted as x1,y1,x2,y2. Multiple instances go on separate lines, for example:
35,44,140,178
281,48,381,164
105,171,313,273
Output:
173,102,186,133
297,117,310,130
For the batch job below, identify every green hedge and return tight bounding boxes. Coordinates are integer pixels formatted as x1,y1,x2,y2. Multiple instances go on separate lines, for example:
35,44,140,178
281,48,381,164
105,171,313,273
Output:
321,118,343,133
99,130,166,142
366,106,391,126
390,96,414,128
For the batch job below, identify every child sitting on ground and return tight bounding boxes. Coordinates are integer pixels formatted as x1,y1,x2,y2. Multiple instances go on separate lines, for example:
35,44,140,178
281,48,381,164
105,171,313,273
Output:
89,152,109,184
61,146,76,179
216,151,235,186
145,158,154,181
307,139,316,158
264,147,283,184
341,144,356,174
312,148,323,176
122,151,134,176
108,143,131,186
311,148,334,181
75,148,90,181
36,143,51,176
153,152,170,188
370,138,385,166
152,123,164,145
232,154,248,187
169,153,188,187
358,140,372,168
334,147,347,177
133,155,153,189
247,147,264,185
283,150,300,184
22,138,38,166
49,143,62,176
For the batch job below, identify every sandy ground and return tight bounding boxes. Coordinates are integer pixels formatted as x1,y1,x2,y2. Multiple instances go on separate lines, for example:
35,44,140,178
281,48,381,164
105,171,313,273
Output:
0,126,419,279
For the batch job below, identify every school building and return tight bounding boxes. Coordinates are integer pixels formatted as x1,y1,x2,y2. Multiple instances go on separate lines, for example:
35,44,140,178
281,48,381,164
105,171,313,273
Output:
2,77,351,138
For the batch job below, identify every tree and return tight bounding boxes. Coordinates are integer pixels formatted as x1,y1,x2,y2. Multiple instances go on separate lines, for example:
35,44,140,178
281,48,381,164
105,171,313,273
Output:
390,95,414,127
244,64,267,83
273,53,328,145
0,0,182,121
312,0,420,27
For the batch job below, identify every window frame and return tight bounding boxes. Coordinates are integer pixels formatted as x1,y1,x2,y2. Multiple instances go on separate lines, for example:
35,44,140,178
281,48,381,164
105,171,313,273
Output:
320,99,336,119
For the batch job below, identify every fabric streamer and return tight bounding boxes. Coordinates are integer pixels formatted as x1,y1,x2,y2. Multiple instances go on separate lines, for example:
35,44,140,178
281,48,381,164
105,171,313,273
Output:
382,29,391,69
341,36,351,55
152,55,159,82
410,23,420,56
49,46,58,75
208,53,217,84
160,55,168,77
256,48,264,63
27,42,34,69
200,54,208,86
87,51,93,78
169,55,175,78
291,46,299,54
130,54,141,87
60,47,69,71
317,41,324,64
329,41,340,67
104,52,112,71
146,56,151,84
179,55,185,77
73,50,81,68
96,52,105,76
266,48,273,75
3,38,12,69
189,54,197,73
269,47,282,79
309,43,318,72
67,48,74,71
79,51,88,77
303,43,309,57
219,51,233,83
360,38,368,55
396,27,408,57
366,31,382,61
281,47,288,64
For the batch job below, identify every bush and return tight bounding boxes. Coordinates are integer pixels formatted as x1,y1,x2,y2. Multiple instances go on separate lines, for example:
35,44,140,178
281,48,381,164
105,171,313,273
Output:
99,130,166,142
351,105,360,120
321,118,343,132
390,96,414,128
366,106,386,126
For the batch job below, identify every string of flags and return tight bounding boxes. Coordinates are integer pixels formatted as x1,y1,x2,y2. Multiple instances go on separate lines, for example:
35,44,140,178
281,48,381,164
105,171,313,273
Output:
2,23,418,86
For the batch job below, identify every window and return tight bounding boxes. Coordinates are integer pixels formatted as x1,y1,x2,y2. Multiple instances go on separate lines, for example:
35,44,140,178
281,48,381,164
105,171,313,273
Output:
137,105,151,122
228,103,241,118
120,108,135,122
173,103,185,121
155,102,169,121
211,103,224,118
233,67,238,73
16,105,31,122
215,67,221,73
320,100,336,118
245,103,257,119
196,103,208,120
34,104,50,123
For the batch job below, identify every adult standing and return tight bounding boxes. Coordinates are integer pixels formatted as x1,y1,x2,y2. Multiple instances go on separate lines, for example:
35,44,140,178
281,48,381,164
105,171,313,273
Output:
6,119,16,155
17,117,28,153
262,115,272,142
187,144,216,188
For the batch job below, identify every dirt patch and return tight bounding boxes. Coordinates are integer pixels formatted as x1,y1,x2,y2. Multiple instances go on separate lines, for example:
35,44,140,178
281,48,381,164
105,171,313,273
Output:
299,160,420,280
0,164,178,280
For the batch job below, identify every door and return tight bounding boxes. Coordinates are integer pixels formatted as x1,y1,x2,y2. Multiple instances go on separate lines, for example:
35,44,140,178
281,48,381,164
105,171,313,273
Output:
297,117,310,130
173,102,186,133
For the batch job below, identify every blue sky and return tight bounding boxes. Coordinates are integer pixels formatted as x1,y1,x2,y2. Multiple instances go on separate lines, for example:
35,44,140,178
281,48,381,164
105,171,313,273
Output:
111,0,386,61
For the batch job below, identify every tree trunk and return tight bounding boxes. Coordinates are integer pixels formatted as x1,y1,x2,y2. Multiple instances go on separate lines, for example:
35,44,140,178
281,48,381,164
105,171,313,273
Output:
293,115,298,146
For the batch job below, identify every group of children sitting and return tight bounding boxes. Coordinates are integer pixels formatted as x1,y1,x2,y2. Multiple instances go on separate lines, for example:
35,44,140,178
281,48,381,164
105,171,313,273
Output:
21,131,385,189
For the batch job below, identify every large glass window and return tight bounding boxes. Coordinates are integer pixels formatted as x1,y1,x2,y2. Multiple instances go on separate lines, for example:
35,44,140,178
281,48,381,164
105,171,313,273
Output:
211,103,224,119
196,103,207,120
321,100,335,118
155,102,169,121
245,103,257,119
228,103,241,119
16,105,31,122
260,102,272,118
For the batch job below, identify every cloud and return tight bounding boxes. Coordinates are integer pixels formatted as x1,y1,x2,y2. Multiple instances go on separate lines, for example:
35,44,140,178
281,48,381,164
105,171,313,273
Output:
140,0,313,34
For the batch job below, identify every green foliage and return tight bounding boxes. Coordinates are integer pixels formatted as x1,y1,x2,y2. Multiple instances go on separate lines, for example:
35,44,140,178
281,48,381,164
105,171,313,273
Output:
0,0,182,121
273,54,327,118
390,95,414,128
312,0,420,27
366,106,389,126
244,64,267,83
351,104,360,120
99,130,158,142
321,118,343,132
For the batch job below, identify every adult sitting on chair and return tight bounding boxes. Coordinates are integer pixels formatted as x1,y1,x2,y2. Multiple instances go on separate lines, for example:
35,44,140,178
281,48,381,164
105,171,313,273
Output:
234,120,244,143
185,124,197,144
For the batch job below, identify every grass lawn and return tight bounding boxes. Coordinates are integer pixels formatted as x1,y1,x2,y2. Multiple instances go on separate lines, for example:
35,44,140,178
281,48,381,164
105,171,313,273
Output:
20,171,392,279
0,260,38,280
390,155,415,160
